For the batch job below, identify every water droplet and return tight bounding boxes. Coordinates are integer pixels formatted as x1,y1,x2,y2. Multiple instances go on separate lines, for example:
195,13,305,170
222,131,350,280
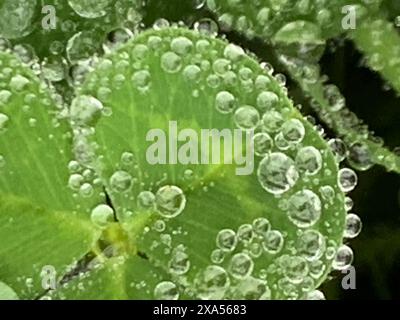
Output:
104,28,133,52
154,281,179,300
153,18,170,30
281,119,305,144
215,91,236,114
305,290,325,300
216,229,237,251
42,57,66,83
237,224,254,243
284,256,308,284
109,170,133,192
262,110,284,133
121,152,135,166
257,152,299,195
183,65,201,82
234,105,260,130
0,282,19,300
298,230,325,261
223,44,245,61
287,190,322,228
263,230,284,254
70,95,103,126
252,217,271,235
229,253,254,279
257,91,278,112
169,249,190,275
195,265,229,299
0,90,12,106
0,113,10,131
79,183,94,198
66,32,98,63
91,204,114,229
10,75,29,91
253,132,273,157
338,168,358,193
132,70,151,92
348,142,374,171
0,0,36,39
210,249,225,264
161,51,182,74
295,146,322,176
194,18,219,36
171,36,193,55
344,213,362,239
323,84,345,112
328,138,347,162
332,245,353,270
344,196,353,211
68,0,112,18
155,185,186,218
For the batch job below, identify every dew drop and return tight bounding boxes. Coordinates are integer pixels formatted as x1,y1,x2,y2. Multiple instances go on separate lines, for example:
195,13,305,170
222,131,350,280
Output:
281,119,305,144
344,213,362,239
287,190,321,228
297,230,325,261
91,204,114,229
195,265,229,300
68,0,111,18
257,152,299,195
216,229,237,252
155,185,186,218
171,36,193,55
338,168,358,193
70,95,103,126
262,110,284,133
253,132,273,157
332,245,353,270
229,253,254,279
234,105,260,130
109,170,133,192
194,18,219,36
295,146,323,176
154,281,179,300
161,52,182,74
263,230,284,254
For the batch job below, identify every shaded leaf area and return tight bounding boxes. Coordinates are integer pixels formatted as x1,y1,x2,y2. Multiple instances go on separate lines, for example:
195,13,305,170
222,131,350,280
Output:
0,52,103,299
73,27,346,299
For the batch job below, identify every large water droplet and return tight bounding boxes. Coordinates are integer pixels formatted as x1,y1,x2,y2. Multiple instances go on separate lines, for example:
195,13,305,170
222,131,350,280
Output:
216,229,237,252
68,0,112,18
229,253,254,279
70,95,103,126
91,204,114,229
338,168,358,193
154,281,179,300
155,185,186,218
344,213,362,239
287,190,322,228
161,51,182,74
109,170,133,192
257,152,299,195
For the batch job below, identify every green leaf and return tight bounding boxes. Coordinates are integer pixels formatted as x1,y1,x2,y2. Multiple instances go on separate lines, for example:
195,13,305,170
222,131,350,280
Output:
73,27,347,299
0,51,101,299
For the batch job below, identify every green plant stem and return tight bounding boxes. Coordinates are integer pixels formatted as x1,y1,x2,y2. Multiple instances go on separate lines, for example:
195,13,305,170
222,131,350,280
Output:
279,55,400,174
351,16,400,95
